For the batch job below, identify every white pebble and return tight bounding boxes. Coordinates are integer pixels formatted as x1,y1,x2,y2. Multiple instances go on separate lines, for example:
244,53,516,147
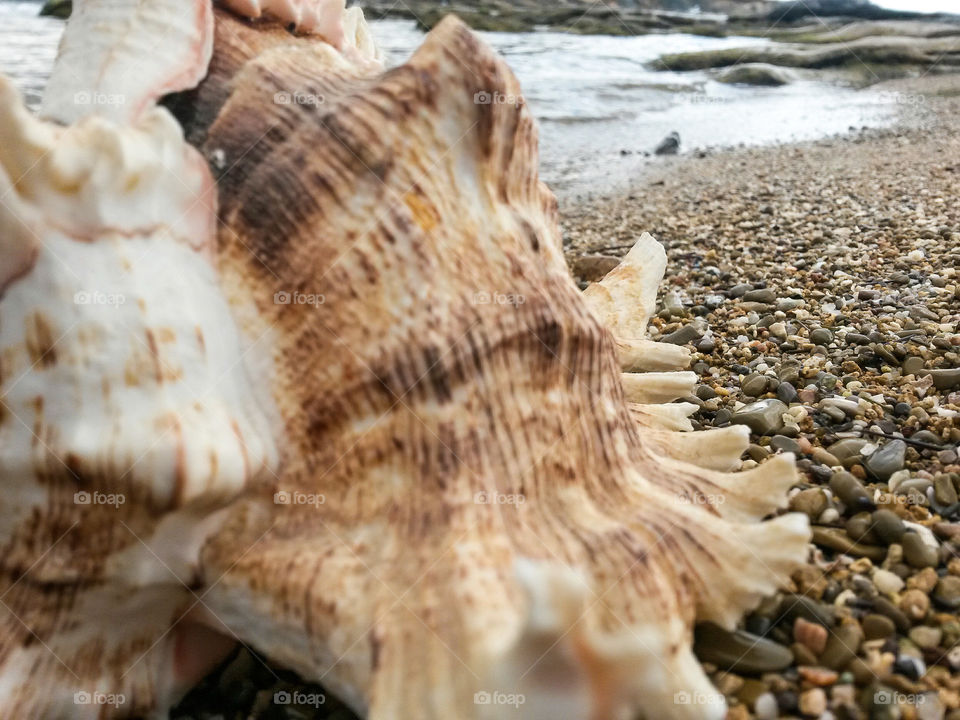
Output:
754,693,778,720
873,569,905,595
818,508,840,524
889,469,911,492
908,249,925,262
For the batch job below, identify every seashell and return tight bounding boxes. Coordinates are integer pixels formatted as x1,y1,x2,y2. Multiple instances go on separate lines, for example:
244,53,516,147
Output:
0,2,811,718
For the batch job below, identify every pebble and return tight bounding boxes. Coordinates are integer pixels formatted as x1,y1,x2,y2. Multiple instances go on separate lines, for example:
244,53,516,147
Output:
662,323,703,345
862,613,896,640
902,356,925,375
845,513,878,543
871,510,906,545
570,254,620,281
925,367,960,390
776,381,798,403
829,471,873,512
934,576,960,609
902,532,939,568
872,569,904,595
864,440,907,481
696,385,717,401
900,589,931,621
778,595,835,628
820,620,864,671
730,399,787,436
811,448,841,467
812,527,886,561
797,666,838,686
754,692,778,720
827,438,869,463
793,618,828,655
743,288,776,304
909,626,942,649
810,328,833,345
770,435,801,454
769,321,787,338
798,688,827,717
873,597,911,633
935,474,959,505
693,623,793,673
741,373,770,397
793,492,829,525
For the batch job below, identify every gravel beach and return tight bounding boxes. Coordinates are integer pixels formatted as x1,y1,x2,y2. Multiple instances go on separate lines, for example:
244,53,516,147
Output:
563,74,960,719
172,76,960,720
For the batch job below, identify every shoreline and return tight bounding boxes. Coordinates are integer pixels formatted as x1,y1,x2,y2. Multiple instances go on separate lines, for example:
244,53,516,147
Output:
554,72,952,207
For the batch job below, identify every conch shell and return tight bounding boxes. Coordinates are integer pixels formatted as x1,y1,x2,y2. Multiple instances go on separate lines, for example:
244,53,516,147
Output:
0,2,810,718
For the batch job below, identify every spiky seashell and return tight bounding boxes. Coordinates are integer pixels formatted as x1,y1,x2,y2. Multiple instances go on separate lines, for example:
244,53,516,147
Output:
0,2,811,718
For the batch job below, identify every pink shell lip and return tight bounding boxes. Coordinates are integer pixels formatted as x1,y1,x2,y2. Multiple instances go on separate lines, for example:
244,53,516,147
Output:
218,0,347,48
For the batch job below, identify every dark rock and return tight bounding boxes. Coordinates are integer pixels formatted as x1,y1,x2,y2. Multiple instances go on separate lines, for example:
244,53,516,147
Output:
662,323,704,345
810,328,833,346
742,288,777,304
654,131,680,156
830,471,873,512
731,399,787,436
741,373,770,397
902,532,938,569
694,623,793,674
871,510,905,545
864,440,907,481
717,63,794,87
776,381,798,403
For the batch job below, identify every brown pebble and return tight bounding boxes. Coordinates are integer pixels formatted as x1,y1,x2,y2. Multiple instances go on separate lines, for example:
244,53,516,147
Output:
820,619,864,671
851,464,867,479
798,687,827,716
791,642,818,667
900,589,931,621
791,565,828,600
906,567,939,593
790,488,828,519
797,666,838,687
812,447,841,467
862,613,896,640
811,527,886,561
793,617,828,655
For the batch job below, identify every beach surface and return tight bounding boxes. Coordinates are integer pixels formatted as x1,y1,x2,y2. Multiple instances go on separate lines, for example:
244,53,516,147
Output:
561,72,960,719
